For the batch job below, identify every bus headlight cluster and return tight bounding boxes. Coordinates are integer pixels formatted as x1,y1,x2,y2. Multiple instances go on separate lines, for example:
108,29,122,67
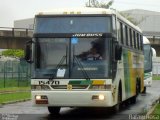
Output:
35,95,48,104
92,94,105,100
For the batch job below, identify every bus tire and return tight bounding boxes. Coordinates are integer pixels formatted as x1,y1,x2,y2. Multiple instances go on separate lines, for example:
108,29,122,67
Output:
112,82,122,113
142,86,146,94
48,107,61,115
130,96,137,104
131,79,140,104
136,79,140,96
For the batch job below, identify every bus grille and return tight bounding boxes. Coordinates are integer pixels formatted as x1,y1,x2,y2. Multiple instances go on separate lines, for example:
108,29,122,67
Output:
50,85,89,89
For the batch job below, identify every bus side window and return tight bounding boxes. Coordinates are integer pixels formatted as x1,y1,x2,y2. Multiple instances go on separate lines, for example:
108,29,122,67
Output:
140,35,143,50
133,31,136,49
117,21,121,42
123,24,126,46
129,28,132,48
120,22,124,44
132,30,135,48
125,25,128,46
137,33,140,50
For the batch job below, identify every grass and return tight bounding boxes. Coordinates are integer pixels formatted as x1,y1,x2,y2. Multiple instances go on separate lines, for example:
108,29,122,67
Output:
0,92,31,104
149,104,160,120
0,86,30,92
153,76,160,80
152,104,160,115
0,78,30,88
0,77,31,104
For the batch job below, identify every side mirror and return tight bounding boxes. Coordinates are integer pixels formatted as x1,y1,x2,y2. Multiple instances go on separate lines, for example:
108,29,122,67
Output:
25,41,32,63
115,44,122,61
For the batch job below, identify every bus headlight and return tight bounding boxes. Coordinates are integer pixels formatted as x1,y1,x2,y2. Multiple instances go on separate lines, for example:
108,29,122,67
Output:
35,95,41,100
99,94,105,100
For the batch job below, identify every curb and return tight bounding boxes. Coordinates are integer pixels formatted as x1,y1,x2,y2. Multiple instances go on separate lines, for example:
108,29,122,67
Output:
146,96,160,115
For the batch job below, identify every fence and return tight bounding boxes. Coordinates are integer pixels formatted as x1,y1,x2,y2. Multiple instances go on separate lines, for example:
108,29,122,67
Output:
152,57,160,76
153,62,160,76
0,60,30,88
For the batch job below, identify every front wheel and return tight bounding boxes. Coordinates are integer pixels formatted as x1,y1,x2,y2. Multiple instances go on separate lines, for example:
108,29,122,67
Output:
112,88,122,113
48,107,61,115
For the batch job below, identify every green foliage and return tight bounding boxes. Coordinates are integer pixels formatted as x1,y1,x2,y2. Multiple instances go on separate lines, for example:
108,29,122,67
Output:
152,104,160,115
2,49,24,58
153,76,160,80
86,0,114,9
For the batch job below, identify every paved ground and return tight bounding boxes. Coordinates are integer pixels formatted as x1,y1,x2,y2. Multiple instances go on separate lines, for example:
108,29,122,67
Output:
0,81,160,120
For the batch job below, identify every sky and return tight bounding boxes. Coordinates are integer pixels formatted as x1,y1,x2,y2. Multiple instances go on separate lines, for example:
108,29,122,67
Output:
0,0,160,27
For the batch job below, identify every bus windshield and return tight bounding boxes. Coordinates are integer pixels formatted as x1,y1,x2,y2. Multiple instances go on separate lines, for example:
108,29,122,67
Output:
144,44,152,72
35,16,111,33
33,37,111,79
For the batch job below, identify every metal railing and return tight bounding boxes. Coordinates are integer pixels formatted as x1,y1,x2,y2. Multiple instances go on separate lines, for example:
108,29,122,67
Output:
0,60,31,88
0,27,33,38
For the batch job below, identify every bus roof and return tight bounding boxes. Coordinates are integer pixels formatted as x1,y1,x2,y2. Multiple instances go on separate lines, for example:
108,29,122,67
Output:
36,7,142,33
143,36,150,44
37,7,114,15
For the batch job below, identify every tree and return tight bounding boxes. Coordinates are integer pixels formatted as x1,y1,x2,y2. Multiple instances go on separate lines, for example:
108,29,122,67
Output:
86,0,114,9
2,49,24,58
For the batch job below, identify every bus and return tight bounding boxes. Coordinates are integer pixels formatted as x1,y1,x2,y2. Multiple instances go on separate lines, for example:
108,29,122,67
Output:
143,36,156,93
25,8,144,114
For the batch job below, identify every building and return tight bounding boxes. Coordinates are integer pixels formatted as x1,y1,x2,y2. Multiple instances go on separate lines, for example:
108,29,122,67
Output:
14,9,160,56
122,9,160,37
14,18,34,29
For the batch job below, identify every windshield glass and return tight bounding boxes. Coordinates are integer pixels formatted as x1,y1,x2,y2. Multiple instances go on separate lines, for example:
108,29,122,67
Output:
71,37,110,78
35,16,111,33
34,38,69,78
144,44,152,71
33,37,110,79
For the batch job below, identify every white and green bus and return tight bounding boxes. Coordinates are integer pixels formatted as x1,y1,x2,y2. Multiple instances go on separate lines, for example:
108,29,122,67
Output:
25,8,144,114
143,36,156,93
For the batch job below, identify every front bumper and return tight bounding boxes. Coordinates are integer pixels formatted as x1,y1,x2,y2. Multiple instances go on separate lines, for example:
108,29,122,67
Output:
32,90,115,107
144,77,152,87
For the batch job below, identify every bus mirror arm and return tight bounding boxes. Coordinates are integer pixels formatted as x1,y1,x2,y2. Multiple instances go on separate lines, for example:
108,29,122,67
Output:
25,40,33,63
115,44,122,61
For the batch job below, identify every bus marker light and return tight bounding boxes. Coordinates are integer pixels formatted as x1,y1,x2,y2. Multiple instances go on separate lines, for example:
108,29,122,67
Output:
92,80,105,85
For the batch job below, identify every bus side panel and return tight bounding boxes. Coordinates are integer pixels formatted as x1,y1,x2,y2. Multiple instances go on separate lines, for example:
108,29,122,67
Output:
122,48,144,99
123,49,136,99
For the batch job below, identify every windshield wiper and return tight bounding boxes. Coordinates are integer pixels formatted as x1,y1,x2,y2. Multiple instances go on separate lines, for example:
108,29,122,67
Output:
73,55,90,80
50,55,66,79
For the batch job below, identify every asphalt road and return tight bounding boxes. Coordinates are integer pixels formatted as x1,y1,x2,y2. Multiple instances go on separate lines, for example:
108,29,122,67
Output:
0,81,160,120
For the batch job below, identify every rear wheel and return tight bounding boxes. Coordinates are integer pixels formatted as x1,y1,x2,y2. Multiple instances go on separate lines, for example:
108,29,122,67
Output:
142,86,146,94
131,80,140,104
48,107,61,115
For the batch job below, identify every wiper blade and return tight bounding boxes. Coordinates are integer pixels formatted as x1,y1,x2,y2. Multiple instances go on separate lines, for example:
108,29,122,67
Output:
73,55,90,80
50,55,66,79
